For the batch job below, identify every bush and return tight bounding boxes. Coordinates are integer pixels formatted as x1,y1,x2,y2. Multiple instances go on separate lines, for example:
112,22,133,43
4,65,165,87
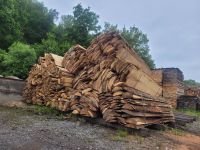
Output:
3,42,37,79
0,50,7,74
33,33,69,58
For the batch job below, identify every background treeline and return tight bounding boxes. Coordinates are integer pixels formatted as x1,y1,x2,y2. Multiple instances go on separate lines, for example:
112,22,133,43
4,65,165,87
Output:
0,0,160,79
184,80,200,88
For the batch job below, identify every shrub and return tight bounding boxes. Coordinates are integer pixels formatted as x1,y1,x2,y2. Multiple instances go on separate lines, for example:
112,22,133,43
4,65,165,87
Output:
3,42,37,79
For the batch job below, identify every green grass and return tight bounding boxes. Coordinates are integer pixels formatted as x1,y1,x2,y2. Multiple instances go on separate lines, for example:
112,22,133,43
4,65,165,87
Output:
168,128,185,136
116,129,128,137
111,135,122,141
176,108,200,119
32,105,63,118
135,135,144,144
111,129,128,141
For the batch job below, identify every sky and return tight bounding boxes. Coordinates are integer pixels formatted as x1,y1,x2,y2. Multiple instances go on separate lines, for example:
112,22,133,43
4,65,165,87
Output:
39,0,200,82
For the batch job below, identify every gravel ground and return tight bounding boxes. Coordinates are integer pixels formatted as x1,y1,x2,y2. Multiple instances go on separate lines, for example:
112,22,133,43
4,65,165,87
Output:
0,106,200,150
184,119,200,136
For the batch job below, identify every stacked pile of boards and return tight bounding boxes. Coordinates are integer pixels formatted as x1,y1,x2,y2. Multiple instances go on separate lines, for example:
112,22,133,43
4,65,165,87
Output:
152,68,184,108
185,87,200,98
24,32,174,129
177,95,200,110
23,53,75,111
151,69,163,86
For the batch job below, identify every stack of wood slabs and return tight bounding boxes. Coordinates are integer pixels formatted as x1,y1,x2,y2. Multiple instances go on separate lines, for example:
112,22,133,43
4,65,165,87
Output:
152,68,184,108
177,95,200,110
185,87,200,98
151,69,163,86
162,68,184,108
23,53,74,112
99,84,174,129
174,112,197,125
24,32,174,129
84,32,163,97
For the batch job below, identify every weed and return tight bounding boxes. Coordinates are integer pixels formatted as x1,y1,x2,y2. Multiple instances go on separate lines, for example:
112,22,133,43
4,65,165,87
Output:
33,105,62,118
176,108,200,119
168,128,185,136
116,129,128,137
110,129,129,141
135,135,144,144
111,135,122,141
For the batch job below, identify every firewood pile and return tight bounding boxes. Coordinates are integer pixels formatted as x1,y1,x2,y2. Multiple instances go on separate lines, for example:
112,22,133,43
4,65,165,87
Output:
23,32,174,129
23,53,74,110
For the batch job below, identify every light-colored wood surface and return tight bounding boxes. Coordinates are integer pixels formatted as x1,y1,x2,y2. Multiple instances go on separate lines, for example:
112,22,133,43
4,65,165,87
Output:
24,32,174,128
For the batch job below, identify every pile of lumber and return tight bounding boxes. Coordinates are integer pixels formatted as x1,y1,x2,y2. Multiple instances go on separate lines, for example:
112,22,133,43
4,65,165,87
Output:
99,87,173,129
177,95,200,111
151,69,163,86
174,112,197,125
185,87,200,98
152,68,184,108
23,53,74,112
24,32,174,129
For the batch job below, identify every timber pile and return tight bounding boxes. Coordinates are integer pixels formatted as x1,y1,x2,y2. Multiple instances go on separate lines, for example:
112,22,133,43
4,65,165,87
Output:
24,32,174,129
152,68,184,108
177,95,200,111
99,86,174,128
185,87,200,98
23,53,74,111
174,112,197,125
151,69,163,86
162,68,184,108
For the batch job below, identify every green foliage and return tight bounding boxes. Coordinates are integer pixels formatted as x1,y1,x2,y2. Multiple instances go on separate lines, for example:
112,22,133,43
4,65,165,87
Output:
3,42,36,79
33,105,61,116
103,22,155,69
0,0,58,49
0,2,156,78
121,26,155,69
0,50,7,74
0,0,22,49
21,1,58,44
184,79,200,87
57,4,101,47
111,129,128,141
103,22,118,32
33,33,68,57
116,129,128,137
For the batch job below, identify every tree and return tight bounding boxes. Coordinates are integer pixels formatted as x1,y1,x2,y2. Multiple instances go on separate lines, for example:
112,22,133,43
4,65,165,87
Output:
103,22,156,69
21,0,58,44
0,50,7,74
103,22,118,32
3,42,37,79
0,0,22,49
33,32,69,57
56,4,101,47
184,79,200,87
0,0,58,49
121,26,155,69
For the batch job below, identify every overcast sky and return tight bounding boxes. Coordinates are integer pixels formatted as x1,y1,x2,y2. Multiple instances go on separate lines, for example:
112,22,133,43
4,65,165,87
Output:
39,0,200,82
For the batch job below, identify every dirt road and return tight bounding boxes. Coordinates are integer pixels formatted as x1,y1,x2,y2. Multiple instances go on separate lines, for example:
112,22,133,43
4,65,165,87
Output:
0,106,200,150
